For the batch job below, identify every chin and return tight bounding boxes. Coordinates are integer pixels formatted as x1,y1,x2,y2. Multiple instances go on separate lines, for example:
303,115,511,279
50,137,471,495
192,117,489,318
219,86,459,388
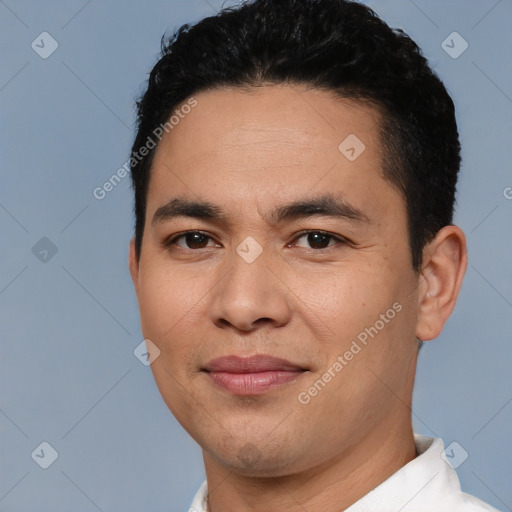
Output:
202,432,315,477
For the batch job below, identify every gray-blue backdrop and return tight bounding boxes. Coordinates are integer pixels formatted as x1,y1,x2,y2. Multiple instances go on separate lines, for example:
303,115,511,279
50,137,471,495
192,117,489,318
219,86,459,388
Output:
1,1,511,511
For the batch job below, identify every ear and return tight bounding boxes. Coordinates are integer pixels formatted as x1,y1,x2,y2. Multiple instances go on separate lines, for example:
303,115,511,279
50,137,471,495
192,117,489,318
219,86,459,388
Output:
415,225,468,342
129,238,139,291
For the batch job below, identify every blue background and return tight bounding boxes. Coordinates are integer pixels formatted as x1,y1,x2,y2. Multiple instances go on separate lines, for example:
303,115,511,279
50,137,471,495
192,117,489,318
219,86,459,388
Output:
1,1,511,510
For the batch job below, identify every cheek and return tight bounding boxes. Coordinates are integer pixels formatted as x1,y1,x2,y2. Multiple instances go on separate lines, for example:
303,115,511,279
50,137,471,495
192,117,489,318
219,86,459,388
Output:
136,262,197,347
136,260,219,386
291,261,398,340
136,265,203,408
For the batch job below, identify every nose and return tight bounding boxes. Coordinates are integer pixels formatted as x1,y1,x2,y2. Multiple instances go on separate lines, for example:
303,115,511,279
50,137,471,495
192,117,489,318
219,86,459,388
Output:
209,244,292,332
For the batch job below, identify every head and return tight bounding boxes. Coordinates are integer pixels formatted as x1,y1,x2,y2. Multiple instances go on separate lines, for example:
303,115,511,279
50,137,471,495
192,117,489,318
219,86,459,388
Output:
129,0,467,477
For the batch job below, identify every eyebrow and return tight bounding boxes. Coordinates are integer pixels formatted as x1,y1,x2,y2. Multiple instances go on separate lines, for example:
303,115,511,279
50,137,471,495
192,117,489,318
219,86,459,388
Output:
151,194,372,227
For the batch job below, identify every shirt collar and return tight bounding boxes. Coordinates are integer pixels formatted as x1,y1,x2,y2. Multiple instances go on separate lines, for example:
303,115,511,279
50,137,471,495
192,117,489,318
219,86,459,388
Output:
345,434,459,511
189,435,496,512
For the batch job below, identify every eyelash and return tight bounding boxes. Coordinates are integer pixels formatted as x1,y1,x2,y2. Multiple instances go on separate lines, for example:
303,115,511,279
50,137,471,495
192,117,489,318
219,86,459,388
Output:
163,230,350,251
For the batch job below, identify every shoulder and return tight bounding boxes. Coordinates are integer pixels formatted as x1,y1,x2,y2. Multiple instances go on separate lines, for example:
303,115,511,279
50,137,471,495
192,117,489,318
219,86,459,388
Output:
346,435,502,512
453,491,502,512
411,435,502,512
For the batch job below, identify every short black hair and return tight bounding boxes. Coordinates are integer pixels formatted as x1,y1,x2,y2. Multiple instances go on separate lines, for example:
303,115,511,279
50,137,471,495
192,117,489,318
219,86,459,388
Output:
130,0,461,272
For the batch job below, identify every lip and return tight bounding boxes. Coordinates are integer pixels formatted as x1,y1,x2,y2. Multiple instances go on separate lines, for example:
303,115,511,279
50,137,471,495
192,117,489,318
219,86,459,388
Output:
202,355,307,395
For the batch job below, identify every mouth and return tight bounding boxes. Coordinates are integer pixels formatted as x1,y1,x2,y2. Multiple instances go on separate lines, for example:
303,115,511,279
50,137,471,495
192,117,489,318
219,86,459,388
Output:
201,354,308,396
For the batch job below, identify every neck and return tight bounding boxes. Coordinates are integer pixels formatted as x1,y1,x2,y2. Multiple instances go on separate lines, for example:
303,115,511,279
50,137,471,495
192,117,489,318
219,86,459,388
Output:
203,418,417,512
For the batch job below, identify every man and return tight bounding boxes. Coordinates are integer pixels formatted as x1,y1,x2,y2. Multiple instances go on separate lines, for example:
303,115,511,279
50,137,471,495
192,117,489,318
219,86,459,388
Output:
128,0,500,510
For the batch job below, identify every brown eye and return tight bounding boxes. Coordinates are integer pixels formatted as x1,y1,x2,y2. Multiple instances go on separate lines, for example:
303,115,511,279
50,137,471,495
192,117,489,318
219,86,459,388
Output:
167,231,217,250
294,231,346,249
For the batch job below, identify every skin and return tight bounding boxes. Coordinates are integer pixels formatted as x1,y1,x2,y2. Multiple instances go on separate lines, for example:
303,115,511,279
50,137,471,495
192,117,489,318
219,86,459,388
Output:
129,84,467,511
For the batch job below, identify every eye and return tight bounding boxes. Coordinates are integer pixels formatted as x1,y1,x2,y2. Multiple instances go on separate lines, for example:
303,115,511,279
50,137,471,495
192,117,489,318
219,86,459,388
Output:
163,230,349,252
165,231,219,250
292,230,348,250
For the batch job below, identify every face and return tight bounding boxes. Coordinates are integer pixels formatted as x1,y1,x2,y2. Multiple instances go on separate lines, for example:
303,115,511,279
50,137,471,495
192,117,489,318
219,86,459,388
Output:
130,85,423,477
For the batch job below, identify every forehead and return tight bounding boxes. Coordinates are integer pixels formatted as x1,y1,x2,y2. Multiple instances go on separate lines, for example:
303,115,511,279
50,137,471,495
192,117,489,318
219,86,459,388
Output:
147,85,404,225
163,85,380,157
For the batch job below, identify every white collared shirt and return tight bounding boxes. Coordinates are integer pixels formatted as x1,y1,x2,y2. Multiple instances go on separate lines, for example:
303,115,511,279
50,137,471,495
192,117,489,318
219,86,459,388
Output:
189,434,501,511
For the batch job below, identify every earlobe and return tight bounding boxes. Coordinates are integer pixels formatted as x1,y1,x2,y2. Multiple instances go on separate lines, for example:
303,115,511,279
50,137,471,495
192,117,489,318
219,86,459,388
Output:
129,238,139,289
415,225,468,342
